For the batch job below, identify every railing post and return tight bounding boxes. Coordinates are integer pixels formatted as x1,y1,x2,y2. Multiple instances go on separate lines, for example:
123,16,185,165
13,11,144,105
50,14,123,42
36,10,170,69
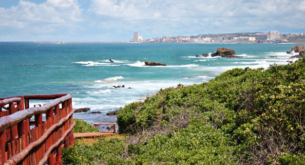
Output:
9,103,19,140
35,114,42,127
48,151,55,165
55,105,60,115
0,130,7,164
24,99,29,109
56,144,64,165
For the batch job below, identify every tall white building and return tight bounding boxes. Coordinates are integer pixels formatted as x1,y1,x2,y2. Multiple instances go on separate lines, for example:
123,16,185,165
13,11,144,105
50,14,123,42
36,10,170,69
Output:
133,32,139,42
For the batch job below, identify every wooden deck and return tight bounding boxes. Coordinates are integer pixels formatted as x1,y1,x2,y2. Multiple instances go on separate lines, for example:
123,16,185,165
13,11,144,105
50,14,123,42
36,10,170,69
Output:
74,132,115,138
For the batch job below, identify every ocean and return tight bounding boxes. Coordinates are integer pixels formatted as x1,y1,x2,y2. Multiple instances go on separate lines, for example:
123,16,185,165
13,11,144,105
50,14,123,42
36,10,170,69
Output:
0,42,299,125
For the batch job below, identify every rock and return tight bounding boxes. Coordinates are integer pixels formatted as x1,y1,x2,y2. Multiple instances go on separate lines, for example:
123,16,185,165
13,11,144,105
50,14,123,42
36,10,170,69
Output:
202,53,208,57
106,110,118,115
91,111,101,114
287,51,292,54
122,85,125,88
211,48,236,57
106,125,114,130
145,61,166,66
290,55,303,59
196,54,200,57
300,50,305,57
291,45,304,52
109,59,114,63
74,107,90,113
268,56,277,58
128,87,132,89
222,56,242,58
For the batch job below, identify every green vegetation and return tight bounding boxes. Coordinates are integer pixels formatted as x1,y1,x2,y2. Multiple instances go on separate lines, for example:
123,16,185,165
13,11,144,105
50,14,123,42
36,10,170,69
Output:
64,58,305,164
73,119,100,133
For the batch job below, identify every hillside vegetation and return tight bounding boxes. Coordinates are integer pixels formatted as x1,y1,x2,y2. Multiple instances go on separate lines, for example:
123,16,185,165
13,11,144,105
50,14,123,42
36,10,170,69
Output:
63,58,305,164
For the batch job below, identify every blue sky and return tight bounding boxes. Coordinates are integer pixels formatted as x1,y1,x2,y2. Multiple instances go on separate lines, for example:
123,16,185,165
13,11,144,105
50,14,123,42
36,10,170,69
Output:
0,0,304,41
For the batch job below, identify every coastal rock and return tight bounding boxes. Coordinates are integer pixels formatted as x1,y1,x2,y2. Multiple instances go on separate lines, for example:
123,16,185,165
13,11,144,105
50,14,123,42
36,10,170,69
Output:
202,53,208,57
74,107,90,113
290,55,303,59
291,50,305,58
109,59,114,63
211,48,236,57
145,61,166,66
196,54,200,57
287,51,292,54
291,45,304,52
106,110,118,115
268,56,278,58
300,50,305,57
91,111,101,114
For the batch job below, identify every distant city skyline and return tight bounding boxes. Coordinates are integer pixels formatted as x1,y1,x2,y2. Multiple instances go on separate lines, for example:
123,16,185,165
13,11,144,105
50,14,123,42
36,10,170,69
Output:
0,0,305,41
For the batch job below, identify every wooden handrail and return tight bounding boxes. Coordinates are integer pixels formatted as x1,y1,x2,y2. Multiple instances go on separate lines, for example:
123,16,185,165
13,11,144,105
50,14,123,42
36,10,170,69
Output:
0,94,71,133
37,121,75,165
4,109,75,165
24,94,67,100
0,94,75,165
0,98,21,106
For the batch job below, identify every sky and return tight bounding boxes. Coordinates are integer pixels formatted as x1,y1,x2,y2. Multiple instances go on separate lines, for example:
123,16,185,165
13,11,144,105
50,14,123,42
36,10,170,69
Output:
0,0,304,41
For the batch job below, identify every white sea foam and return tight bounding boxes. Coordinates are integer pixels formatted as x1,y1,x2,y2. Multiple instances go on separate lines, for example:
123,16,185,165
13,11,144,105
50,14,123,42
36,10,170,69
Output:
73,61,119,66
126,61,198,68
95,76,124,83
125,61,146,67
183,55,219,59
233,61,264,65
86,89,112,95
266,51,299,56
194,59,207,62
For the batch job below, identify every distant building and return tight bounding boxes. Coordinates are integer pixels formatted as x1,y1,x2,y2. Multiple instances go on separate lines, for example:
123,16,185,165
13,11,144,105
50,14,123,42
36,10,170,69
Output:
236,36,256,42
249,37,256,42
268,31,280,40
133,32,139,42
256,33,268,41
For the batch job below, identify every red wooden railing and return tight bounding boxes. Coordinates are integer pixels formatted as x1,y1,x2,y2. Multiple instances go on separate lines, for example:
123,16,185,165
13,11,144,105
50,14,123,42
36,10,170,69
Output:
0,94,75,165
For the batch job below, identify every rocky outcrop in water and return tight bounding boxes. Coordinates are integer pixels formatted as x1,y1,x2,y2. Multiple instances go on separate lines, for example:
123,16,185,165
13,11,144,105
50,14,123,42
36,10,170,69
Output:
107,110,118,115
202,53,208,57
291,50,305,58
291,45,304,53
145,61,166,66
300,50,305,56
211,48,241,58
75,107,90,113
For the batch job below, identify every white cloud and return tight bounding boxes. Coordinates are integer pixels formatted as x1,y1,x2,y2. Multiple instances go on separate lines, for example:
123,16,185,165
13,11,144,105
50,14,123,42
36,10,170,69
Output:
0,0,304,41
90,0,305,36
0,0,82,34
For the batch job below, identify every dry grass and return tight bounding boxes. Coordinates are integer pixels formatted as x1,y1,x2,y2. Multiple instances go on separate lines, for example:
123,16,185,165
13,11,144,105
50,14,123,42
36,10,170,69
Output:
76,133,126,146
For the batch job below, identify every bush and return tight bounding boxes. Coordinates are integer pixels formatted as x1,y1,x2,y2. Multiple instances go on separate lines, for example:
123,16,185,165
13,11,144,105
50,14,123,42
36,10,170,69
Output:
64,58,305,164
73,119,100,133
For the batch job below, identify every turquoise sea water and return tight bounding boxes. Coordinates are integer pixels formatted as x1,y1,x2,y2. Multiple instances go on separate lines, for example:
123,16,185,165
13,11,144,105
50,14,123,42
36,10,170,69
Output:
0,42,299,124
